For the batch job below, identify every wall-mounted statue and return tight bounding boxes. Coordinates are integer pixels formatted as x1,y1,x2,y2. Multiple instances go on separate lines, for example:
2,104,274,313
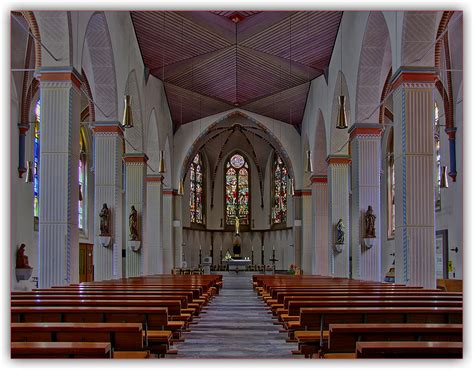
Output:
99,203,110,236
336,219,345,245
16,244,31,269
365,205,376,238
129,205,139,241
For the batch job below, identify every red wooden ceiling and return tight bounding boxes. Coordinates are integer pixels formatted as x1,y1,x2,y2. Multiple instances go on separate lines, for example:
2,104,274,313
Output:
131,11,342,130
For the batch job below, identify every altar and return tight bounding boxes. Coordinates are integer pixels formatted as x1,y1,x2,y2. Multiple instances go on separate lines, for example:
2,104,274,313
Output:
223,258,251,272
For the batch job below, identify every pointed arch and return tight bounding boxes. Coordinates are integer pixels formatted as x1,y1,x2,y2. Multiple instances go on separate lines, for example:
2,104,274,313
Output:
355,11,392,123
145,108,160,174
82,12,118,120
313,109,328,176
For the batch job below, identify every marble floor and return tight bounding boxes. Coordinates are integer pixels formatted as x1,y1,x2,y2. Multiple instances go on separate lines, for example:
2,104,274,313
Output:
168,272,296,359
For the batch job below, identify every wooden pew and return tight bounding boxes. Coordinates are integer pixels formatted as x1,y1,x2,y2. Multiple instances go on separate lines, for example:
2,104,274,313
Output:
323,323,463,358
11,322,144,351
355,341,462,358
437,279,463,292
11,341,111,359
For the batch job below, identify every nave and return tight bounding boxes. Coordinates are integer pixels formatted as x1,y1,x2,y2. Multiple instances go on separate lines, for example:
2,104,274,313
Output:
172,273,295,359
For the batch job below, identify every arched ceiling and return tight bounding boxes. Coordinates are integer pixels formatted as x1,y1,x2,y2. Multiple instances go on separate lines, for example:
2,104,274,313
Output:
131,11,342,131
181,112,294,207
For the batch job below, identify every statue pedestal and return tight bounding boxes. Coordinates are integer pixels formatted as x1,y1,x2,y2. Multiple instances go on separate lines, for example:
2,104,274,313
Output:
98,236,112,247
333,244,344,254
16,268,33,282
129,240,141,252
363,238,376,249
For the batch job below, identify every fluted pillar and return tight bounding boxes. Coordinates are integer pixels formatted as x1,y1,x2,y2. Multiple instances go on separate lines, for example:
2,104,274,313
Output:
173,191,183,270
124,153,147,277
300,189,313,274
91,121,124,281
327,155,351,278
392,67,437,288
292,192,302,269
349,124,383,281
162,188,174,273
145,175,163,274
312,176,329,276
37,67,81,288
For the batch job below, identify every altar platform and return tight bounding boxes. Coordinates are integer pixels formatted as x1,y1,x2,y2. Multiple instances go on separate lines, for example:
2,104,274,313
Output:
223,258,251,271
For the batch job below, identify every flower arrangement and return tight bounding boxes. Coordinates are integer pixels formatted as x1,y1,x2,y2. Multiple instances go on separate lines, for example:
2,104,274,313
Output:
288,264,296,275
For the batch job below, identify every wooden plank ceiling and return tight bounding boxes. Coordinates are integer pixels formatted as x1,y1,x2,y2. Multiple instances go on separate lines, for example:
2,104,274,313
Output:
131,11,342,130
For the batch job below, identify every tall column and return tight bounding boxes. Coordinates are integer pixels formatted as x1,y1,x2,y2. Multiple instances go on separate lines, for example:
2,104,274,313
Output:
37,68,81,288
300,189,313,274
145,175,163,274
124,153,147,278
349,124,383,281
312,176,329,276
392,68,437,288
162,188,174,273
327,155,351,278
292,192,302,269
173,191,183,270
91,121,124,281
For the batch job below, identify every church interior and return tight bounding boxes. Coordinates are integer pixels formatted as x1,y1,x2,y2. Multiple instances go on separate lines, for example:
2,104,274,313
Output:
8,8,464,361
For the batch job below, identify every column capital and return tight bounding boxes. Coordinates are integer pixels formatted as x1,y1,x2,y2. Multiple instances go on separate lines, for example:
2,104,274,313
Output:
326,155,351,166
17,122,30,134
348,123,383,141
91,121,124,137
310,175,328,184
163,188,174,196
445,126,457,139
36,66,82,89
146,174,164,183
123,153,149,164
294,189,312,197
391,66,437,90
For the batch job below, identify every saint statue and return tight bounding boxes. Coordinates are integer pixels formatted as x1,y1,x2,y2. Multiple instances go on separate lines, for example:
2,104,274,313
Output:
336,219,345,245
235,216,240,235
365,205,376,238
99,203,110,236
16,244,31,269
129,206,139,241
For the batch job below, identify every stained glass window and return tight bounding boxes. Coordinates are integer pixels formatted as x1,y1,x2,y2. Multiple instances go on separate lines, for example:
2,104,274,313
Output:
271,153,288,224
225,154,249,226
387,129,395,239
434,102,441,211
33,100,40,219
78,130,87,230
190,153,205,224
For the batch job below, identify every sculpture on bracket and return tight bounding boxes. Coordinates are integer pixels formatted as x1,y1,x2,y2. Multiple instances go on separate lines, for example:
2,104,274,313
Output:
16,244,31,269
129,205,139,241
336,219,345,245
365,205,376,238
99,203,110,236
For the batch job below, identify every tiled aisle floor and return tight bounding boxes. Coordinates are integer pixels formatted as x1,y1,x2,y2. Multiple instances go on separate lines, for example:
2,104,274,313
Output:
169,272,296,359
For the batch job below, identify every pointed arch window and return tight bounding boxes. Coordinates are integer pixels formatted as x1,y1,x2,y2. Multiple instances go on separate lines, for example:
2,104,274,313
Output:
225,153,250,226
33,99,40,220
434,102,441,211
387,129,395,239
271,153,288,225
190,153,205,224
78,129,87,230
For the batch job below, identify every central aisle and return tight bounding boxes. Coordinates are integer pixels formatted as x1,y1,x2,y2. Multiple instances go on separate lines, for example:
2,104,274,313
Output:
170,272,295,359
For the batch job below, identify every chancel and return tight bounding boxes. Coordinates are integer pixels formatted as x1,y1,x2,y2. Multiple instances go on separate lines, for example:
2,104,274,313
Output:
9,8,463,360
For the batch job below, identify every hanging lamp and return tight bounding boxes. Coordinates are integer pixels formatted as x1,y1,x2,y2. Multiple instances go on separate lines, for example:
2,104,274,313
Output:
158,150,166,173
336,17,348,130
440,165,449,188
178,179,184,195
25,160,34,183
305,150,313,173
